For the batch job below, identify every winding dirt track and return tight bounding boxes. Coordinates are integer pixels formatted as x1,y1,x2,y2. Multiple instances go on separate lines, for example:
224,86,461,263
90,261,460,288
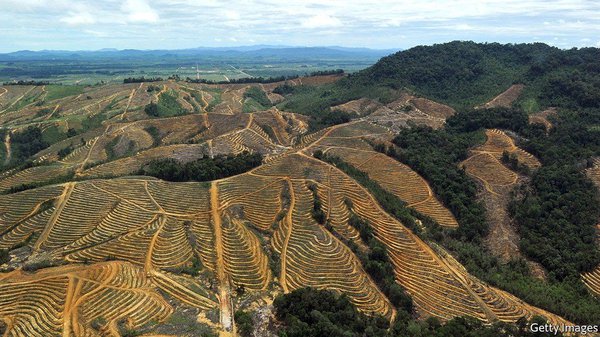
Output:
119,83,142,120
211,182,234,335
279,178,294,293
3,133,10,165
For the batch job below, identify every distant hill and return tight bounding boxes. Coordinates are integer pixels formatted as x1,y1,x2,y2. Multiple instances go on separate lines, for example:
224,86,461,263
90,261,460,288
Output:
354,41,600,109
280,41,600,113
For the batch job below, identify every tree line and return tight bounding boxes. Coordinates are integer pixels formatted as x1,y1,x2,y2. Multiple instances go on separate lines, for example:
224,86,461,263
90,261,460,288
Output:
123,76,163,83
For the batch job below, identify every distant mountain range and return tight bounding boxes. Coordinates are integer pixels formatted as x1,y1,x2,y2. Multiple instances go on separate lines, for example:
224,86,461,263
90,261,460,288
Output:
0,46,398,61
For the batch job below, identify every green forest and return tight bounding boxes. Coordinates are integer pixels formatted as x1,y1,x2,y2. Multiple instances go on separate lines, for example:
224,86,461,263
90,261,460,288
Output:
278,41,600,117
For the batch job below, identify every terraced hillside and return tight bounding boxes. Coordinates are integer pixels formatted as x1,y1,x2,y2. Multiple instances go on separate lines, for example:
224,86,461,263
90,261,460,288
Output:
460,129,542,267
307,121,459,228
0,153,571,336
478,84,525,109
0,77,579,336
331,93,456,131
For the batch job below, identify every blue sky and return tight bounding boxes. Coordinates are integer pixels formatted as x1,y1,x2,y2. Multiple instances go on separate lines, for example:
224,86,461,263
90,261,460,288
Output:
0,0,599,52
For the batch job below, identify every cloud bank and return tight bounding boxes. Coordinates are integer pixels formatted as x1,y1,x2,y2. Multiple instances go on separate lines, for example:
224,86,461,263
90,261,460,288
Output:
0,0,598,52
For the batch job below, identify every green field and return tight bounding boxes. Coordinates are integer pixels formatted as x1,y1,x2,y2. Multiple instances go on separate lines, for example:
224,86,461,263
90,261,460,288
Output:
45,85,84,101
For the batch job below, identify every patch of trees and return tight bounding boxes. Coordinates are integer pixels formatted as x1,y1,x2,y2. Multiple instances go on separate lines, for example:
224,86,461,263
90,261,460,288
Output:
309,109,353,131
57,145,74,159
307,69,344,76
137,151,262,182
391,127,487,241
243,86,271,108
446,107,529,133
501,151,531,174
307,183,325,224
144,103,159,116
512,109,600,282
123,76,163,83
274,288,559,337
144,126,161,146
0,249,8,265
349,41,541,108
523,109,600,164
272,83,295,95
274,288,391,337
234,310,254,337
144,91,187,118
5,127,49,166
510,165,600,280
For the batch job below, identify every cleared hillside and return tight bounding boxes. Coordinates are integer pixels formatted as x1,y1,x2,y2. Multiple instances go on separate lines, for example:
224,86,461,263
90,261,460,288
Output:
1,41,600,335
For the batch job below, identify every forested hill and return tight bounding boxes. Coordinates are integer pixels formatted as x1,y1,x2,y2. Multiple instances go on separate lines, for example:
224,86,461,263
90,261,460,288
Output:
281,41,600,115
349,41,600,110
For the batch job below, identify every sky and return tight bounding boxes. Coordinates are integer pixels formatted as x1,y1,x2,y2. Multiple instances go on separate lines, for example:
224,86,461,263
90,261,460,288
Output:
0,0,599,52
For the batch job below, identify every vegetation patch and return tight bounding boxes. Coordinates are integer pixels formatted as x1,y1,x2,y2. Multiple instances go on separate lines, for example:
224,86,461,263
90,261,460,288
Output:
390,106,600,324
234,310,254,337
138,151,263,182
144,126,161,146
123,77,163,83
242,86,271,112
145,90,187,117
307,183,325,224
45,85,84,101
1,127,49,168
274,288,551,337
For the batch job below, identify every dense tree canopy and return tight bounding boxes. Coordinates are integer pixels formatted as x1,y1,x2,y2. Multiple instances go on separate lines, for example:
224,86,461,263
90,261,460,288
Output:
137,152,263,182
274,288,561,337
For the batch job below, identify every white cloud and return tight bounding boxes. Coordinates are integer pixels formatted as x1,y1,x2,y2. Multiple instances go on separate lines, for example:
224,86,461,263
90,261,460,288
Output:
1,0,600,51
60,11,96,26
301,14,342,28
122,0,160,24
224,11,240,20
84,30,108,37
453,23,474,31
